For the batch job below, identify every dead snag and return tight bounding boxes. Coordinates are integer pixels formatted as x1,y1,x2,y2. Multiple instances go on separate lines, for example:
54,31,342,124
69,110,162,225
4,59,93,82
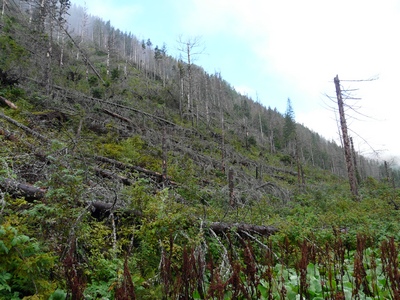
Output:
334,75,359,200
229,169,235,207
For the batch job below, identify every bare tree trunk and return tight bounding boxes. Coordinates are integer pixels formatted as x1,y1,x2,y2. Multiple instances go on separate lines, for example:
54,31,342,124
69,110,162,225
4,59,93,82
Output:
383,161,399,210
350,137,361,185
220,101,225,174
295,138,303,190
256,95,264,141
186,42,193,125
309,141,315,166
61,25,104,84
1,0,6,18
178,36,203,125
46,10,53,94
39,0,46,32
334,75,359,200
179,67,184,120
229,169,234,207
162,126,168,187
59,33,65,66
107,41,110,77
384,160,392,185
204,76,210,127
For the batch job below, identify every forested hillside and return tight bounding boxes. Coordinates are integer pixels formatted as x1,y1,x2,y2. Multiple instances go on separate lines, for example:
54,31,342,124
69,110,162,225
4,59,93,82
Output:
1,1,400,299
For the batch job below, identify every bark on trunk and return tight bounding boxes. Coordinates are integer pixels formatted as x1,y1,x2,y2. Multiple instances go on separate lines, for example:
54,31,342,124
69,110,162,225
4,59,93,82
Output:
101,108,133,125
334,75,359,200
209,222,278,237
0,112,49,142
0,178,46,200
0,96,18,109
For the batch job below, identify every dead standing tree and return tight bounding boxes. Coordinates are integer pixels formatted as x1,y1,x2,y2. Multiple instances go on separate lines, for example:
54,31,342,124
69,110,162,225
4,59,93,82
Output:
177,36,204,126
334,75,359,200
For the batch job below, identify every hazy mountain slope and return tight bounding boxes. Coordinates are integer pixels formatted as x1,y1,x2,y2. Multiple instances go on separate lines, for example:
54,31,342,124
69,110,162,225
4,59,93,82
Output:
0,1,400,299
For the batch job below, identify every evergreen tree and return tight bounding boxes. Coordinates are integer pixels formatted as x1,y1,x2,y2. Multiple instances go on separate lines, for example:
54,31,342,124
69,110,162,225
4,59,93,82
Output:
283,98,296,148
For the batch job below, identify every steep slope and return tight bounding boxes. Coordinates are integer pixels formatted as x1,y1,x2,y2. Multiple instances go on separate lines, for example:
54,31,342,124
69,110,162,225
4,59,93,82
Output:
1,1,400,299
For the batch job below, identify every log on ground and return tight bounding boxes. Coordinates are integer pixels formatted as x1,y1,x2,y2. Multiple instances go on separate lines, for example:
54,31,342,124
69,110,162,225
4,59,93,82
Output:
0,178,46,201
209,222,278,237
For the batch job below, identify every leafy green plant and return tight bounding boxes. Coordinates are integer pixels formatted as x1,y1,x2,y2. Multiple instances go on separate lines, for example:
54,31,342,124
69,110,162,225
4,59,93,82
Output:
0,221,55,299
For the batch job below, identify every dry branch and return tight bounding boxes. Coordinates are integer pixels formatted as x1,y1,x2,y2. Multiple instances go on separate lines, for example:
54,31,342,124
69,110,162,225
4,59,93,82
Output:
101,108,133,125
255,181,290,202
61,26,105,84
88,97,177,126
51,84,188,129
0,96,18,109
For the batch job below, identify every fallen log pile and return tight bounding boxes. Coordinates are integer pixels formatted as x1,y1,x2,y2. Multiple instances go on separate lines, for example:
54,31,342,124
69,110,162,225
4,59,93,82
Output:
94,155,177,186
0,177,278,237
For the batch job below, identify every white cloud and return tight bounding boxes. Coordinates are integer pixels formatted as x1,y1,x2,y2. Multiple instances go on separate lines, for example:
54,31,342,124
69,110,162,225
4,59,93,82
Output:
235,85,256,98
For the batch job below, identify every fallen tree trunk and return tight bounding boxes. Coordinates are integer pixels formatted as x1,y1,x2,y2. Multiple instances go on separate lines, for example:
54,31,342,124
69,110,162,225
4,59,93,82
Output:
90,200,278,236
94,155,177,186
60,25,105,85
209,222,278,237
0,178,46,201
0,112,49,142
89,201,143,220
0,176,278,236
95,155,163,181
101,108,133,125
0,96,18,109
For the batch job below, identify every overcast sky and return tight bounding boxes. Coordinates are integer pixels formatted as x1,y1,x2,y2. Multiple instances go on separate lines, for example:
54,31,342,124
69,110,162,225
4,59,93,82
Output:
71,0,400,161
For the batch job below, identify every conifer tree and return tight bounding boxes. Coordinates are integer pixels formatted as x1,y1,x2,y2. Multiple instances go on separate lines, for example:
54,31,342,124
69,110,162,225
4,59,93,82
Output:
283,98,296,150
